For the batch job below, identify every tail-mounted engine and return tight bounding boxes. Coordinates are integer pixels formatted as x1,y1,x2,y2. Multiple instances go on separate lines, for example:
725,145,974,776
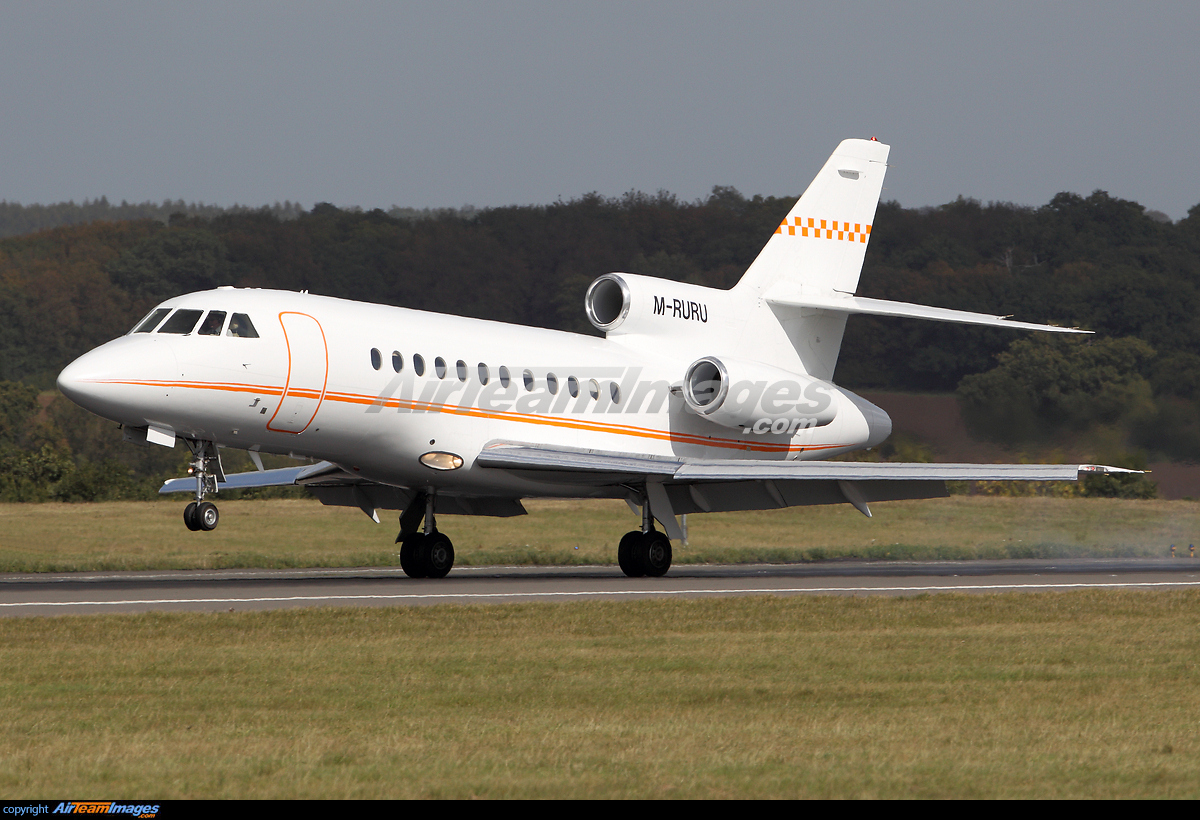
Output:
584,274,632,331
584,272,731,339
682,355,839,432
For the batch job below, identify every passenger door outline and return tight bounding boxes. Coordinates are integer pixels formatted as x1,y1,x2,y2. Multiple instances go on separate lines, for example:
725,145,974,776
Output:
266,311,329,434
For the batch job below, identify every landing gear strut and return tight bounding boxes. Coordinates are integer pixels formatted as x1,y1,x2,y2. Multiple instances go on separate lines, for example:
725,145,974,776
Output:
618,491,672,577
182,439,223,532
396,490,455,579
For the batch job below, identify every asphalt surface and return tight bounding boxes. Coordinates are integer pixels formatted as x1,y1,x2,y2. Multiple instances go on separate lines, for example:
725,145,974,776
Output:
2,559,1199,617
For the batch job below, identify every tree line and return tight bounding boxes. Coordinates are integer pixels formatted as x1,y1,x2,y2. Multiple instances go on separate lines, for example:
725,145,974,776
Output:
1,186,1197,500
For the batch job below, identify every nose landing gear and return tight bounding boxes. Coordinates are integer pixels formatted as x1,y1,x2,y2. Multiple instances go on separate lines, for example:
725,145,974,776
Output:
182,439,224,532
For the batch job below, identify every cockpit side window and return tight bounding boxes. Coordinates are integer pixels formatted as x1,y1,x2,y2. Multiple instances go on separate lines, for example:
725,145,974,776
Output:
226,313,259,338
132,308,171,334
157,309,204,334
197,311,227,336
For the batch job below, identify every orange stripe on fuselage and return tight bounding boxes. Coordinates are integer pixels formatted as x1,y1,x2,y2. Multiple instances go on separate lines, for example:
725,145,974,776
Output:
79,379,853,455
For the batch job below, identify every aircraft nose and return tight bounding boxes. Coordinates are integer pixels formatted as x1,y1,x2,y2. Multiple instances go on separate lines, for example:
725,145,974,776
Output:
56,352,99,407
57,338,178,425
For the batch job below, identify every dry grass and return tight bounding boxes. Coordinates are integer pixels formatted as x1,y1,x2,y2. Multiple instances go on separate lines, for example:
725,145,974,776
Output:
1,591,1198,798
0,496,1196,572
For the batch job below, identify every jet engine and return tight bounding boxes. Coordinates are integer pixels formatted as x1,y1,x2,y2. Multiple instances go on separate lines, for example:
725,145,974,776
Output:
584,272,734,339
681,355,839,432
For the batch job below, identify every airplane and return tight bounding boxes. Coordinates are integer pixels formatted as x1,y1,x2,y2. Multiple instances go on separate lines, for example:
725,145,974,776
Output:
56,138,1134,579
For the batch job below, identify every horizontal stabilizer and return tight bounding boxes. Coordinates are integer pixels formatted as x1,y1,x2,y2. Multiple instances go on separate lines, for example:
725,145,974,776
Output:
763,287,1091,334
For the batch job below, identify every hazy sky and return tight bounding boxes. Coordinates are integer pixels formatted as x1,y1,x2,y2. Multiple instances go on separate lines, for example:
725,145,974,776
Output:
3,2,1197,218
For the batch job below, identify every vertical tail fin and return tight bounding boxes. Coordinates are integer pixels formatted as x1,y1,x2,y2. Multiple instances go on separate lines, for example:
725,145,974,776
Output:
736,138,890,298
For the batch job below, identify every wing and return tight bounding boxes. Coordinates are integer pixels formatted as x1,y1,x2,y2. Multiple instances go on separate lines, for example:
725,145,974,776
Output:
476,440,1137,538
160,460,525,522
160,463,321,493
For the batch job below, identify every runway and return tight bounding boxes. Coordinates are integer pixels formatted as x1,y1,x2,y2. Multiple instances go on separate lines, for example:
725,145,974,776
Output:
2,558,1199,616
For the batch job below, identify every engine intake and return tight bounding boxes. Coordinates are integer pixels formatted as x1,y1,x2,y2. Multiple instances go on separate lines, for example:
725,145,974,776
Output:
682,356,839,432
585,274,631,331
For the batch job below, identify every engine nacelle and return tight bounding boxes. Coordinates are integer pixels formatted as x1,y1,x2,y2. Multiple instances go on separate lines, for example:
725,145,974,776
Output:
682,355,839,432
584,272,737,339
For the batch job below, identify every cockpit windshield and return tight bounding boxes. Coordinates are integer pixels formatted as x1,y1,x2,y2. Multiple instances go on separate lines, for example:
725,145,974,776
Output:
198,311,227,336
157,309,204,334
132,308,171,334
130,307,258,338
226,313,259,338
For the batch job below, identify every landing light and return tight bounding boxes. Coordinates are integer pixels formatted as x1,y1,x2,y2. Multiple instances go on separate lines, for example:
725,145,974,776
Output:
420,452,464,471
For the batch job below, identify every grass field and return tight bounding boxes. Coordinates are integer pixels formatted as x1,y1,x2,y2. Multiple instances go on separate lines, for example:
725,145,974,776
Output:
0,496,1196,572
2,591,1198,798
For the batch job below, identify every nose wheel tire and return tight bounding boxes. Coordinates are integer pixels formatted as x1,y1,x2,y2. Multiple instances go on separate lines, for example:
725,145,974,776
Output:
184,501,219,531
183,502,201,531
197,501,219,531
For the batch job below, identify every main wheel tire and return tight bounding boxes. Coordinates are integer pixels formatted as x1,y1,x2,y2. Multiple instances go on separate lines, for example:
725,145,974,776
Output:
641,531,672,577
617,530,646,577
196,501,219,531
183,502,201,531
399,533,428,578
424,532,455,579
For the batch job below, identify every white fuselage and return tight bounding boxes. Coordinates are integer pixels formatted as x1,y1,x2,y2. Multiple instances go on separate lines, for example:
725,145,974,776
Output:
57,287,890,501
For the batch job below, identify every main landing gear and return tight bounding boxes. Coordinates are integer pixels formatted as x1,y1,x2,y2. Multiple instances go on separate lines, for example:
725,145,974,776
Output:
182,439,224,532
396,491,455,579
617,491,673,577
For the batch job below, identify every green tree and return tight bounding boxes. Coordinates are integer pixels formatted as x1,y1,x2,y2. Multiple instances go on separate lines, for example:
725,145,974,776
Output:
0,380,39,446
105,227,231,306
957,336,1156,442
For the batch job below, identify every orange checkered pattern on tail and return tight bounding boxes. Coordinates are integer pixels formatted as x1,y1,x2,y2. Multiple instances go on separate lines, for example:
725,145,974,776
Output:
774,217,871,243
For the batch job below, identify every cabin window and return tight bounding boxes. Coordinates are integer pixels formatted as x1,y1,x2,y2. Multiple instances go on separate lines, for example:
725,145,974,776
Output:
392,351,403,373
567,376,579,398
522,369,534,391
547,373,558,394
198,311,226,336
226,313,259,338
499,366,511,388
456,360,467,382
370,348,382,370
610,382,621,404
158,309,204,335
588,379,600,400
435,357,447,379
132,308,171,334
413,354,426,376
478,363,489,385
